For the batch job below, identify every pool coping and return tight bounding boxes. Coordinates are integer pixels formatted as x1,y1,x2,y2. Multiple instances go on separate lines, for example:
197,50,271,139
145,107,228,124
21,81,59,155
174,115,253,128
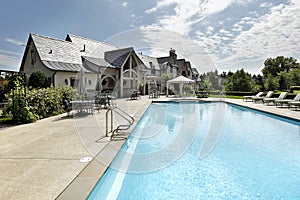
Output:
56,99,152,200
56,97,299,199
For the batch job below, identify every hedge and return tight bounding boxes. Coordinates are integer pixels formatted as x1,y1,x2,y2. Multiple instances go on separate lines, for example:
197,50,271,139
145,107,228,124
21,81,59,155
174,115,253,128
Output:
6,85,74,123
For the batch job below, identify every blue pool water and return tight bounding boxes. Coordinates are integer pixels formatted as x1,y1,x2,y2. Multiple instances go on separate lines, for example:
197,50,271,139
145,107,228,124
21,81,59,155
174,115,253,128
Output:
89,102,300,199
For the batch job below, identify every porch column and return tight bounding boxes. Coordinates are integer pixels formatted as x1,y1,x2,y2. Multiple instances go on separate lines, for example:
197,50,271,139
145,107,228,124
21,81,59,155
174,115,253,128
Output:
120,66,124,98
166,82,169,97
129,54,132,89
137,68,140,92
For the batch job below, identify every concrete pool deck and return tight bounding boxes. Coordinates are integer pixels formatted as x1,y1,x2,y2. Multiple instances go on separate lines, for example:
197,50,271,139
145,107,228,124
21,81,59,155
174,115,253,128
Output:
0,96,299,199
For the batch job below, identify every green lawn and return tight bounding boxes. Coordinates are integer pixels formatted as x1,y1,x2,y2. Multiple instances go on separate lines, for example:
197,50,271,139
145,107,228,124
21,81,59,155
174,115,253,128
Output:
209,94,243,99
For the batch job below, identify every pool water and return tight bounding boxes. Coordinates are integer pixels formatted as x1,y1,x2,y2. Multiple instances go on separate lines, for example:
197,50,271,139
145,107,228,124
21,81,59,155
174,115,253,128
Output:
88,102,300,199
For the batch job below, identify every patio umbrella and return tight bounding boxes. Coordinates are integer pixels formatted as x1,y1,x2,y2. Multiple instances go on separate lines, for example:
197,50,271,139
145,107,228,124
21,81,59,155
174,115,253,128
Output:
78,67,87,100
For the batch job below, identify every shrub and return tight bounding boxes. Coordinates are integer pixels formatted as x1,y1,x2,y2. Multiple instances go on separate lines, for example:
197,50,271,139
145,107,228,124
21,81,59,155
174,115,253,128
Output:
6,76,38,123
26,86,73,118
6,84,74,123
29,71,50,89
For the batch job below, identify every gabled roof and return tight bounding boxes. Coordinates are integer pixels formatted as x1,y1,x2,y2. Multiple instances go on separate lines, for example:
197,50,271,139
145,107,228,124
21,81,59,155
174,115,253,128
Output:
137,53,160,70
192,68,199,75
21,33,118,72
157,56,169,65
176,59,185,67
82,56,113,68
66,34,117,59
31,34,78,63
82,56,114,73
104,47,133,68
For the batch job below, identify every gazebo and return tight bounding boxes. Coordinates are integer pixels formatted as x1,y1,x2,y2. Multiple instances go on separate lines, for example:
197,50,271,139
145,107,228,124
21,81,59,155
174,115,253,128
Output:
166,75,195,97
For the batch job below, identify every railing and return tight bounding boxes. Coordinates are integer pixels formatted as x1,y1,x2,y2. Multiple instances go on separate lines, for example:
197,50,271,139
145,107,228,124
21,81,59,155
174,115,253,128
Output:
106,107,134,139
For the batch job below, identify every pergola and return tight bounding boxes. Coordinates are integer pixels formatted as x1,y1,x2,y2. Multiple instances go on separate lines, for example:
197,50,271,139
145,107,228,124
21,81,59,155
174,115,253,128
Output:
166,75,195,97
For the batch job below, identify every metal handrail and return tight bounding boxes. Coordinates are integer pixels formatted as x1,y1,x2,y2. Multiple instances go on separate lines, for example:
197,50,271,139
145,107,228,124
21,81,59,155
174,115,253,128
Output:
105,107,134,138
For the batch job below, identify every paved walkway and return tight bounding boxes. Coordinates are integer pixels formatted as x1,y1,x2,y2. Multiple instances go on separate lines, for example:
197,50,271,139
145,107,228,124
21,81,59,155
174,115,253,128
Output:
0,96,299,200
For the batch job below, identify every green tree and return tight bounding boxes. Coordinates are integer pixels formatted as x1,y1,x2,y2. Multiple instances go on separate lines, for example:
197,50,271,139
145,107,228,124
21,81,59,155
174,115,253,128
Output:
205,70,220,90
277,71,289,91
252,74,265,91
225,69,253,91
262,56,299,77
264,74,279,91
286,68,300,88
29,71,50,89
203,76,213,91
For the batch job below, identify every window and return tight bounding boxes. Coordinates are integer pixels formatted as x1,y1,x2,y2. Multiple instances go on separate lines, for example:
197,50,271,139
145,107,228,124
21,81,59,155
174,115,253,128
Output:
70,77,76,88
150,62,155,75
31,50,36,64
88,80,92,86
65,79,68,85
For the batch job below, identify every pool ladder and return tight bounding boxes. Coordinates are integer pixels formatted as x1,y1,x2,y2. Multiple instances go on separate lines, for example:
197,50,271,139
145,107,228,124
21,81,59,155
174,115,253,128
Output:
106,107,134,139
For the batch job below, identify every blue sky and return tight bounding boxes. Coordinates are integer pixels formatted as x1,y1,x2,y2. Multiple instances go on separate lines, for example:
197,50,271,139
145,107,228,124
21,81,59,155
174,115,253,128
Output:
0,0,299,74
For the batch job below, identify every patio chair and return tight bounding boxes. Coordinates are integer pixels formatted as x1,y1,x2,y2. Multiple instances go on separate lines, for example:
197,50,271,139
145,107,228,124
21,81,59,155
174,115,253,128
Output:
287,93,300,110
275,93,300,107
129,90,140,100
252,91,274,103
288,101,300,110
263,92,288,105
243,92,264,102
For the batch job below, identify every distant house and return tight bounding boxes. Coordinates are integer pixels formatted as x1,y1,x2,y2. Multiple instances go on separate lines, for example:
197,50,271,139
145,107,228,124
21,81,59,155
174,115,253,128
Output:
20,33,198,97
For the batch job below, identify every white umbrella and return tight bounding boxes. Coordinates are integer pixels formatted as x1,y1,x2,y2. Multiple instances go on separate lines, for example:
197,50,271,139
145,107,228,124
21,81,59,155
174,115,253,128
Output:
78,67,86,100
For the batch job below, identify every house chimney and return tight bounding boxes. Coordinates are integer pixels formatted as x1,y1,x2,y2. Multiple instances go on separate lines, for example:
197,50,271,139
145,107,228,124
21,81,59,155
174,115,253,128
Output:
80,44,86,52
169,48,177,63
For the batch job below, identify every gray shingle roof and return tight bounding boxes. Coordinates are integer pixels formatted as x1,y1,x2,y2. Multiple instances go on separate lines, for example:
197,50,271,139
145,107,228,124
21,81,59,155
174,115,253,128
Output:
31,33,117,71
66,34,117,59
82,56,113,68
43,61,83,72
192,67,199,75
137,53,160,70
82,56,114,73
104,47,133,68
157,56,169,65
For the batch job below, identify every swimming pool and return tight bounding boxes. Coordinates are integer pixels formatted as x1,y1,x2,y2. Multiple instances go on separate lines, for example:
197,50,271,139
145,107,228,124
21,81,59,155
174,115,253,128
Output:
88,102,300,199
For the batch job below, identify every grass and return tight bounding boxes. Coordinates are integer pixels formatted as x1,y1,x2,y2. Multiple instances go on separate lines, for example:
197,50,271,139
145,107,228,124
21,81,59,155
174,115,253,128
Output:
209,94,243,99
293,90,300,94
0,116,14,124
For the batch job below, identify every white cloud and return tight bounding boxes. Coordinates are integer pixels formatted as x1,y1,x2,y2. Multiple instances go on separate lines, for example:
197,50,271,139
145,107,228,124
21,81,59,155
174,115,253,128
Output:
143,0,237,36
206,26,214,35
0,49,21,56
5,38,25,46
217,1,300,70
260,2,273,8
122,2,128,7
0,50,21,71
140,0,299,74
145,7,157,14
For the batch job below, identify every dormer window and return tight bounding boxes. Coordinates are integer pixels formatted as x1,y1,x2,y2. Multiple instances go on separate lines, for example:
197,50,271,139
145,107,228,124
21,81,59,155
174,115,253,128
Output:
31,49,36,64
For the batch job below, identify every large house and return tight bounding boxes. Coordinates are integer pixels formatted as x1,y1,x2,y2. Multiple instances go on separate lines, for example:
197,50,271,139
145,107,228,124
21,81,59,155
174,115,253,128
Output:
20,33,198,97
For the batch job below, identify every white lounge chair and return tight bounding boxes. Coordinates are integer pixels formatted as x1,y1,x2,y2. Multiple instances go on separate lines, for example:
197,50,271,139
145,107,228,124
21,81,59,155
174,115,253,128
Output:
288,101,300,110
275,93,300,107
263,92,288,105
252,91,274,103
287,93,300,110
243,92,264,102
